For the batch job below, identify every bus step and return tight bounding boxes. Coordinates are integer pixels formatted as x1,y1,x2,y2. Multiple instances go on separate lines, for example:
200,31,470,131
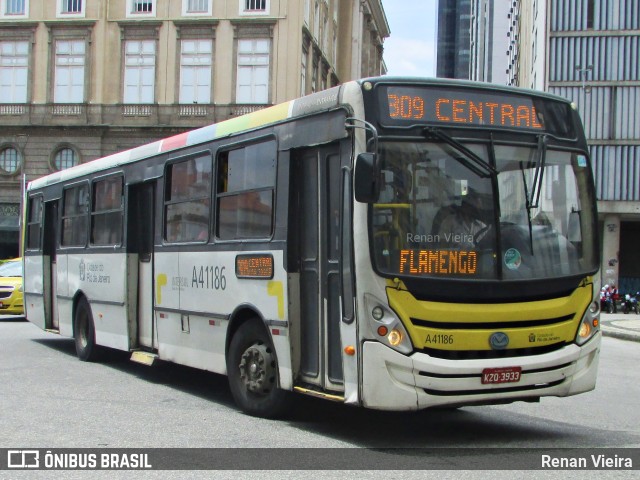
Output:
130,351,158,366
293,386,344,402
44,329,60,334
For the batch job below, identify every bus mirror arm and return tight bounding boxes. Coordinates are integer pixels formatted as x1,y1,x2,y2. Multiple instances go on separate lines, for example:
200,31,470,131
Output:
346,118,380,203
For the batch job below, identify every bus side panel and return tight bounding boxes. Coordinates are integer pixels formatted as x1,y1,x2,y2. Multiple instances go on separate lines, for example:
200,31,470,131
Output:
63,252,130,351
24,255,46,329
155,249,224,373
154,250,292,386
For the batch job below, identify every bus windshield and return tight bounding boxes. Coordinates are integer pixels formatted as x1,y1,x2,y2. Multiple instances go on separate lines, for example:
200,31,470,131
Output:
371,140,599,282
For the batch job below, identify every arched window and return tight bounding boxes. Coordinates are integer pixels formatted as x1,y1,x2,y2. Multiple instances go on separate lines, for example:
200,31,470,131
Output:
0,147,21,175
52,147,79,171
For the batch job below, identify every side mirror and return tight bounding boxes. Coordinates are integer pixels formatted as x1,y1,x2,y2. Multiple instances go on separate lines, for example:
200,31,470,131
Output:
567,210,582,242
354,152,379,203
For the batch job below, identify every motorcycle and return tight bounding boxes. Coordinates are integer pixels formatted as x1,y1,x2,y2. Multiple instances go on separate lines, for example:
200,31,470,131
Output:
623,292,639,315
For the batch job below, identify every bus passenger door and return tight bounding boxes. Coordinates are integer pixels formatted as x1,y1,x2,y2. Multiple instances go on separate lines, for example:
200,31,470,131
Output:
294,144,344,392
128,183,155,349
43,201,59,330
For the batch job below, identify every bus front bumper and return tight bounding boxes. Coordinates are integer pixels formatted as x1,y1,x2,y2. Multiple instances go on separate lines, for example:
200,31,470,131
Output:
360,332,601,411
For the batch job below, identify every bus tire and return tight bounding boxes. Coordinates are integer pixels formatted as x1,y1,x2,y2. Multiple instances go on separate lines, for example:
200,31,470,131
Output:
74,298,101,362
226,319,291,418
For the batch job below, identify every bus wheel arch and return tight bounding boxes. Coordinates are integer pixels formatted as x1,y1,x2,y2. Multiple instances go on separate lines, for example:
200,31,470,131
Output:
225,308,292,418
72,293,102,362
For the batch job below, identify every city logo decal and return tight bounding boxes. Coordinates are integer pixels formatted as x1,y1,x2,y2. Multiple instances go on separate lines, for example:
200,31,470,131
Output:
79,259,86,282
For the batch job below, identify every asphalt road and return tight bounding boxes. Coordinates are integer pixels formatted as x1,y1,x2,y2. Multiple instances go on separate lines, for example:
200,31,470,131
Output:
1,317,639,479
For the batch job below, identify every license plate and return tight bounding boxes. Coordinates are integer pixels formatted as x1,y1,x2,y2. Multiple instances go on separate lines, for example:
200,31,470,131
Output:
481,366,522,385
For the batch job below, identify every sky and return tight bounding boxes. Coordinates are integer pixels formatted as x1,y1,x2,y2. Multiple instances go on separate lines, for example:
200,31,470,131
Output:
381,0,438,78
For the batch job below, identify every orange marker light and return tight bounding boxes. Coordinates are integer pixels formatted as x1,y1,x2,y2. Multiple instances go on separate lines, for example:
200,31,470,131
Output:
377,326,389,337
344,345,356,356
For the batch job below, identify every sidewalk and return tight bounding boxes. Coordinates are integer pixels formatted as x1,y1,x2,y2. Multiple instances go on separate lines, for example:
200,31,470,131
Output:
600,312,640,343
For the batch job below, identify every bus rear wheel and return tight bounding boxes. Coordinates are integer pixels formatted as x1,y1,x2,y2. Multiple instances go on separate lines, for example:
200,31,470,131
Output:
227,319,291,418
74,298,101,362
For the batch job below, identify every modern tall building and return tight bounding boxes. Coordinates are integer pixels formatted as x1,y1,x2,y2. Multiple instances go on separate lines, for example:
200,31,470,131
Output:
436,0,472,79
439,0,519,85
519,0,640,292
469,0,520,85
0,0,389,258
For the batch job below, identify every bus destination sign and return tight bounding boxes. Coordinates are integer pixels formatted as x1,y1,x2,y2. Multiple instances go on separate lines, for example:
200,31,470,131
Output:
381,86,551,132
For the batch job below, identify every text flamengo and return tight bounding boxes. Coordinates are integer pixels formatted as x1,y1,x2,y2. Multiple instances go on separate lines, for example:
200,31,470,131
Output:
399,249,478,275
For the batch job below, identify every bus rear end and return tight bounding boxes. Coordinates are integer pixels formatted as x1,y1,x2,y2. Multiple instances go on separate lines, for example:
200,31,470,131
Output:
354,78,600,410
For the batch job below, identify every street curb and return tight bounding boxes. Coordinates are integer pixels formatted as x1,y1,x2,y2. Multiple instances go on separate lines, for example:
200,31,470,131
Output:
601,328,640,343
600,313,640,343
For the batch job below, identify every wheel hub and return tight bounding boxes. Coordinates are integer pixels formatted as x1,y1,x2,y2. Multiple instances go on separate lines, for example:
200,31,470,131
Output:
239,343,275,394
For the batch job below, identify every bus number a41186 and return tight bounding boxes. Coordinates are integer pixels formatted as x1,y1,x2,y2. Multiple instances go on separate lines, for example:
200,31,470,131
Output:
192,265,227,290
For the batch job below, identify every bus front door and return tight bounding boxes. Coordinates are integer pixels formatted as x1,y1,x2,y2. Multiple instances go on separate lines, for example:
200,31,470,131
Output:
128,183,155,349
295,145,344,392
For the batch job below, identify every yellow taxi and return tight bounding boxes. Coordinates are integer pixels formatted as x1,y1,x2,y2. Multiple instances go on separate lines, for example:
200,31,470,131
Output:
0,258,23,315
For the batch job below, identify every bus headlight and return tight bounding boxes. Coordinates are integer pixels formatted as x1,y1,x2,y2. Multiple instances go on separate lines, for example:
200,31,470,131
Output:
576,302,600,346
387,328,403,346
364,294,413,354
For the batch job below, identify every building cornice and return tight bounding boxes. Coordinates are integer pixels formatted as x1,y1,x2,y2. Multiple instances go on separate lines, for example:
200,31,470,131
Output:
365,0,390,39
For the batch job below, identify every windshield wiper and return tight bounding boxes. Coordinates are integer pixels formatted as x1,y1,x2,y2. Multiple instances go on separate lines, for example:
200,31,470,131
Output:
528,134,548,209
424,127,497,178
522,134,548,254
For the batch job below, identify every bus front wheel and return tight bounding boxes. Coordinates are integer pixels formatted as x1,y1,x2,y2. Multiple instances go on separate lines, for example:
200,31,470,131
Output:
74,298,101,362
226,319,291,418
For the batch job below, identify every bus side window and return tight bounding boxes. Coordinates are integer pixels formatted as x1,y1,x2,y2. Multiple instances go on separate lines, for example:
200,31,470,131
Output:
216,140,276,240
27,196,43,251
91,176,124,246
61,184,89,247
164,154,211,243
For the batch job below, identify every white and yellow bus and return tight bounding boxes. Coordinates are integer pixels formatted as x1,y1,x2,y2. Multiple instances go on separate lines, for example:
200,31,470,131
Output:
23,77,601,417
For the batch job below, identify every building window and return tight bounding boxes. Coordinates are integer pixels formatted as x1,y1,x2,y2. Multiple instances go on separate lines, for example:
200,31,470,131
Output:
54,40,85,103
322,12,328,52
58,0,84,17
61,183,88,247
179,39,212,104
124,40,156,104
128,0,155,17
239,0,269,15
91,176,123,246
333,28,337,66
301,47,307,96
164,154,211,243
0,146,20,175
216,140,275,240
313,1,320,40
61,0,81,12
0,41,28,103
236,38,270,104
3,0,26,15
183,0,210,15
52,147,79,171
586,0,594,29
311,57,317,93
